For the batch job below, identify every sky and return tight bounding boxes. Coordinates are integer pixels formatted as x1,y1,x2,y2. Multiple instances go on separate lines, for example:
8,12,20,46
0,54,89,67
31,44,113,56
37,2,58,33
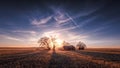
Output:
0,0,120,48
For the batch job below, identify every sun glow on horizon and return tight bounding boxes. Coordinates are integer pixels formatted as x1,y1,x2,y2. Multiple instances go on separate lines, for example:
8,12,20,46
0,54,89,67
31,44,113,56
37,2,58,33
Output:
42,31,64,47
55,38,63,47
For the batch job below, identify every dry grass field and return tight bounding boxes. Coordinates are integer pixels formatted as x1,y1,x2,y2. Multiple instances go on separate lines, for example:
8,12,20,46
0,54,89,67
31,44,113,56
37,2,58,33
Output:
0,47,120,68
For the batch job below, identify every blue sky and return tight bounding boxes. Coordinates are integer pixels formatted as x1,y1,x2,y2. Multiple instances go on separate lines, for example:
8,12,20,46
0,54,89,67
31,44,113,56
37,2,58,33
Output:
0,0,120,48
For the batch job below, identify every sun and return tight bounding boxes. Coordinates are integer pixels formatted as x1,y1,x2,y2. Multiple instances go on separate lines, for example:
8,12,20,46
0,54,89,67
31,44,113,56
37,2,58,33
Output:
42,31,64,47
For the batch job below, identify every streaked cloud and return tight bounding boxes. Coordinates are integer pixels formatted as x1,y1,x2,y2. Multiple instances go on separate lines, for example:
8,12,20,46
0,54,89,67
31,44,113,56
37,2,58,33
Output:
55,26,79,33
54,12,71,24
31,16,52,26
0,35,22,41
13,30,36,36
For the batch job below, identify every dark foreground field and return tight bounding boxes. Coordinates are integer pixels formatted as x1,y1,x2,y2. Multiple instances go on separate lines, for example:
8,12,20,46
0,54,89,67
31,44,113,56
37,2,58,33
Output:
0,47,120,68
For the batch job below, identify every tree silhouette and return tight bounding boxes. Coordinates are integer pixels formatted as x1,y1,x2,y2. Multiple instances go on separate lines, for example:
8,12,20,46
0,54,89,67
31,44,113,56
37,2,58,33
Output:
76,41,86,50
38,37,51,50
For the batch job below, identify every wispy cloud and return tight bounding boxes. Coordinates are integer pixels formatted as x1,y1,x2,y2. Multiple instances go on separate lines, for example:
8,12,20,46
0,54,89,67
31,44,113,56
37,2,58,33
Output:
54,16,70,24
13,30,36,36
12,30,40,42
55,26,79,32
54,11,71,24
54,17,70,24
0,35,22,41
42,30,89,43
31,16,52,26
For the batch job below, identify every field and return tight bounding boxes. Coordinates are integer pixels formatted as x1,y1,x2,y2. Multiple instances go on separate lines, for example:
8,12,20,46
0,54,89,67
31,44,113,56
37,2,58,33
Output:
0,47,120,68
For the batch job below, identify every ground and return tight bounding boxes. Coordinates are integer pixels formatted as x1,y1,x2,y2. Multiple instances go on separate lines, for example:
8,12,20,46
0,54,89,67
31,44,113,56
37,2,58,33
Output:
0,47,120,68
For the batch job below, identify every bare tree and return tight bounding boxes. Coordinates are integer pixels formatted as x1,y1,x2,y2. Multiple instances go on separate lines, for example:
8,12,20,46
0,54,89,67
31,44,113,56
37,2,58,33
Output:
76,41,86,50
38,37,51,50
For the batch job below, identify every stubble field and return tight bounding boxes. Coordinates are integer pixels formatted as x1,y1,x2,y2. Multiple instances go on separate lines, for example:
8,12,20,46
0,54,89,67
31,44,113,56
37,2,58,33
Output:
0,47,120,68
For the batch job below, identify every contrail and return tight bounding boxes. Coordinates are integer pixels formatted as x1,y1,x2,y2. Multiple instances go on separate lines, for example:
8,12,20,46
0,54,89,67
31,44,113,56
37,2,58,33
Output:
53,12,80,33
66,13,78,27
